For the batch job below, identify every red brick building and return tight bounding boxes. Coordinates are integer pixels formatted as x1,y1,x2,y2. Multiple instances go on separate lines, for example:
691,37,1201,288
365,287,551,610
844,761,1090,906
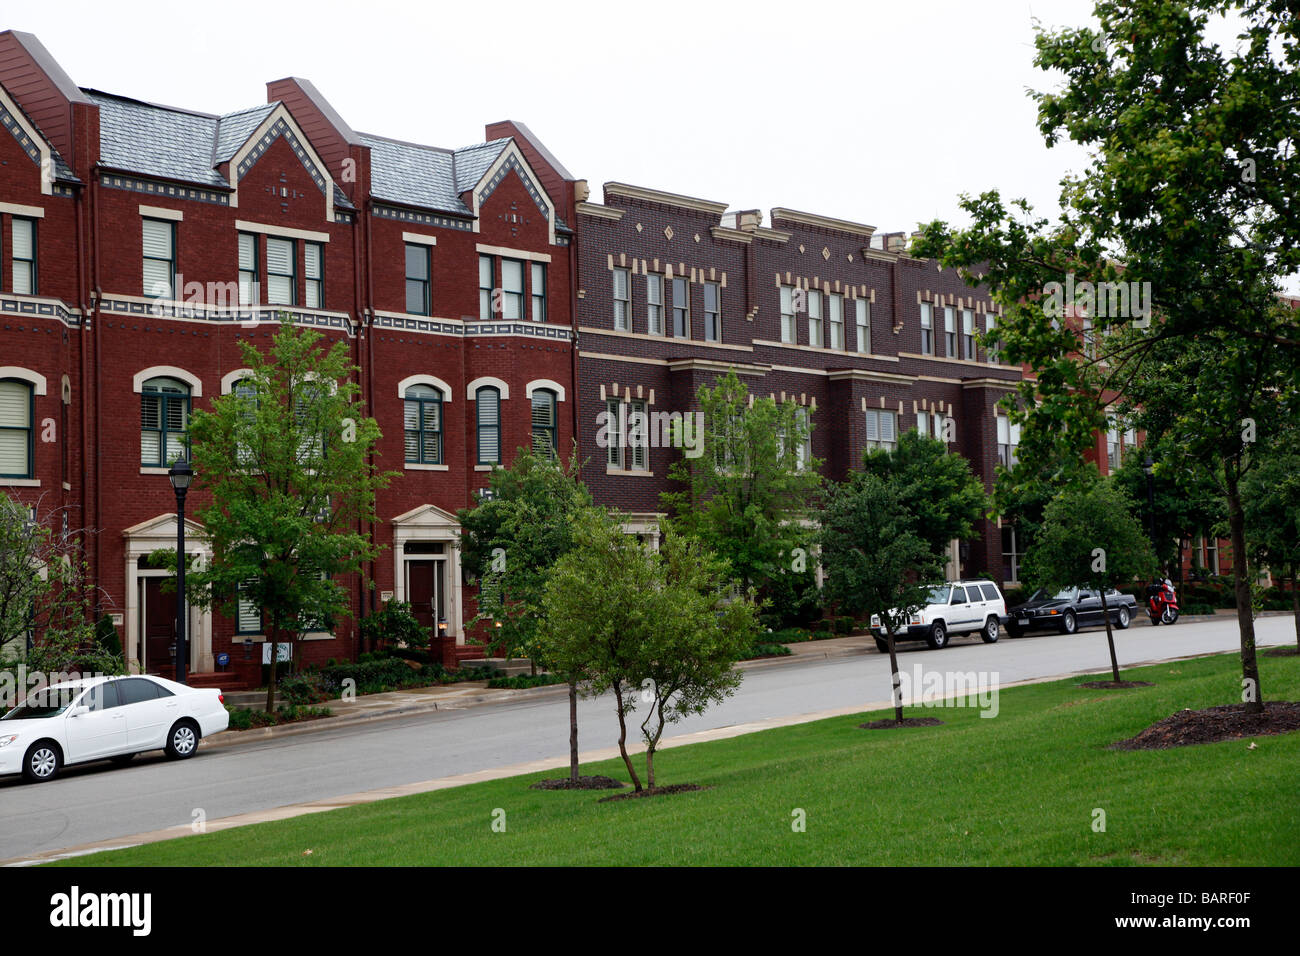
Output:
0,31,577,679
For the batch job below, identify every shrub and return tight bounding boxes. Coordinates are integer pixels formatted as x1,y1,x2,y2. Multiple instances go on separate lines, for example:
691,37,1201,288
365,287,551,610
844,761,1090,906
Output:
487,673,567,690
758,571,821,630
765,627,813,644
358,601,430,653
278,670,332,705
224,704,333,730
745,642,792,659
1183,602,1218,616
834,616,855,635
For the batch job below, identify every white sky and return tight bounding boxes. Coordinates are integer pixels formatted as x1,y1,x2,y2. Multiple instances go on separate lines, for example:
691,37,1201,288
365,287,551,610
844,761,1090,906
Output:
11,0,1105,235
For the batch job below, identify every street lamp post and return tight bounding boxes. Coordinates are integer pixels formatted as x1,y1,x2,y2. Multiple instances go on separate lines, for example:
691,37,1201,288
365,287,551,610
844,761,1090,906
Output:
169,457,193,684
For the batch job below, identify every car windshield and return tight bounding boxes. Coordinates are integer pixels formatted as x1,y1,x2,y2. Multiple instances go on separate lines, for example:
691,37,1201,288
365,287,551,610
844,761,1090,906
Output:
927,586,951,605
1028,588,1076,602
1,686,84,720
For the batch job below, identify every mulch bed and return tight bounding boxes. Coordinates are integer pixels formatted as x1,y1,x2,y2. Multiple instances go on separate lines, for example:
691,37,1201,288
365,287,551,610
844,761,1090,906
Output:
1265,647,1299,658
859,717,945,729
598,784,707,802
530,775,626,791
1111,701,1300,750
1078,680,1155,689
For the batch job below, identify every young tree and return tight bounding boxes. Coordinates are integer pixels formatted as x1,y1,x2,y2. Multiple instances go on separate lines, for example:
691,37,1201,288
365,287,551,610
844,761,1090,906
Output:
818,473,945,723
0,493,117,673
541,511,757,791
177,316,395,712
1243,445,1300,652
862,430,989,559
661,369,822,601
628,526,757,789
457,449,595,782
1021,480,1157,683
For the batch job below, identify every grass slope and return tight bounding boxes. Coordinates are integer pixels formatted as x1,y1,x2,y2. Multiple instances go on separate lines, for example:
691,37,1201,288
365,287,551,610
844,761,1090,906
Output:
56,652,1300,866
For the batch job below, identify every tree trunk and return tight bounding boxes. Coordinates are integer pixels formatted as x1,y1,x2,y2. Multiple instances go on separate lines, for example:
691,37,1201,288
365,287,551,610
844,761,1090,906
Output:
568,679,579,783
1292,571,1299,653
886,626,903,723
613,682,642,791
644,699,666,789
1225,467,1264,713
264,622,277,714
1100,589,1121,683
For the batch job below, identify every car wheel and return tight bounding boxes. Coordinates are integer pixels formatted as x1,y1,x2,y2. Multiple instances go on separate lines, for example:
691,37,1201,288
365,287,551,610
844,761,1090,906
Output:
110,752,136,766
874,637,889,654
23,741,61,783
1060,610,1078,635
981,616,1000,643
1115,606,1131,630
925,621,948,649
165,719,200,760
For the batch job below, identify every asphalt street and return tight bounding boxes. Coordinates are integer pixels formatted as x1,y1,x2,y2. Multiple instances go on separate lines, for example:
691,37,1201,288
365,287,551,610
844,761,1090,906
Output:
0,614,1293,862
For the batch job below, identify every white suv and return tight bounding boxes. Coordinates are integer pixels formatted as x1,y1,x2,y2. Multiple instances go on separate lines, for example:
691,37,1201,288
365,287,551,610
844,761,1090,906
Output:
869,580,1008,651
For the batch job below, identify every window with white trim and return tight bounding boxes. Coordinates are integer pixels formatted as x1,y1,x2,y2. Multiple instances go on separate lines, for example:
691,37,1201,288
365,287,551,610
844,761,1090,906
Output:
672,277,689,338
962,308,975,360
808,290,823,347
855,299,870,354
828,294,844,350
10,218,36,295
864,408,897,453
238,232,259,306
476,386,501,465
531,262,546,322
646,274,664,335
0,378,34,478
531,389,557,457
267,237,296,306
920,302,934,355
780,285,797,344
502,258,525,320
141,376,189,467
304,242,324,309
404,384,443,465
613,267,630,331
916,410,948,443
142,218,175,299
703,282,721,342
986,311,1000,363
405,243,431,315
996,414,1020,468
478,255,493,320
944,306,957,357
236,579,262,636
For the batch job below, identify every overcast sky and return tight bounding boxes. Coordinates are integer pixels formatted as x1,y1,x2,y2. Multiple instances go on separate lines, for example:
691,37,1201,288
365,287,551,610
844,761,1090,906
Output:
10,0,1116,236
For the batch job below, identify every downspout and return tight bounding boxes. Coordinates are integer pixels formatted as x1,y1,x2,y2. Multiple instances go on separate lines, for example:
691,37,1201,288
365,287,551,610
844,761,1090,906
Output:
363,194,378,649
568,187,580,465
90,166,103,617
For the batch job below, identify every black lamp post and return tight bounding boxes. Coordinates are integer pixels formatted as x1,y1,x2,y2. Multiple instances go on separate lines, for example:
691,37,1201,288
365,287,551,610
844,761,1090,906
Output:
169,456,193,684
1142,455,1158,565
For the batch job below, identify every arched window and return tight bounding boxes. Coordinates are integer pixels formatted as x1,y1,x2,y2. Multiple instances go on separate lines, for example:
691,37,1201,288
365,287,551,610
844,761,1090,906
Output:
530,388,557,458
0,378,34,478
141,376,190,467
233,378,258,466
404,384,442,464
476,386,500,465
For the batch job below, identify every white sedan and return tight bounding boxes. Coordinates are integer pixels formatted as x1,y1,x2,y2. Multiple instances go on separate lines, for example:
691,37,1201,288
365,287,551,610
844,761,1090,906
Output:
0,674,229,783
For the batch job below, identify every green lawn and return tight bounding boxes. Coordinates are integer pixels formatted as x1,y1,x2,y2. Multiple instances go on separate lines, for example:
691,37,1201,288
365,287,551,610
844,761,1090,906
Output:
57,652,1300,866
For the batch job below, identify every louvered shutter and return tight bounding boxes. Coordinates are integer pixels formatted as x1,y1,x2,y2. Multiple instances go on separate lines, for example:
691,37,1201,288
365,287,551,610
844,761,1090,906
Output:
881,411,896,445
142,219,173,297
865,410,879,444
0,380,30,475
266,238,294,304
476,388,499,463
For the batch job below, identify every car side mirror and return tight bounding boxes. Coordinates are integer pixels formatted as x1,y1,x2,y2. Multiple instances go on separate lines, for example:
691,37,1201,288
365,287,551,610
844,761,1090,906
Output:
68,705,88,718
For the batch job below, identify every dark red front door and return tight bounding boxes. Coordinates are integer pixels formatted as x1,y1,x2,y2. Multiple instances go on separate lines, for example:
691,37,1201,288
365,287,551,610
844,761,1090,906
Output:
142,577,176,674
407,560,443,642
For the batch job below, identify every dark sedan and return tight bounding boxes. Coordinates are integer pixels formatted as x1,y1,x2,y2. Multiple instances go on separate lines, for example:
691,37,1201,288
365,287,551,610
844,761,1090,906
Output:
1006,586,1138,637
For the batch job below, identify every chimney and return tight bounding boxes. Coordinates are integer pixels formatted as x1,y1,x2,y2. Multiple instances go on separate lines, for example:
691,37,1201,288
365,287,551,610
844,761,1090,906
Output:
736,209,763,232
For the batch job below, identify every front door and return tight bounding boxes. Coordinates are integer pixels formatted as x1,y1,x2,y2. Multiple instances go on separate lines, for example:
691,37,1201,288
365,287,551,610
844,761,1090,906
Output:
141,577,176,675
406,560,445,643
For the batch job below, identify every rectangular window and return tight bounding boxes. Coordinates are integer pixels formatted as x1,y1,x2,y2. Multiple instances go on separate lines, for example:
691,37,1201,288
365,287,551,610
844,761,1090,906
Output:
703,282,720,342
140,383,189,467
476,387,500,465
404,389,442,465
405,243,430,315
997,414,1020,468
920,302,934,355
613,267,630,331
855,299,870,354
606,398,624,468
478,255,494,320
142,218,175,299
267,237,296,306
780,285,797,344
11,218,36,295
917,411,947,442
864,408,897,453
304,242,324,309
1106,416,1124,471
531,390,557,457
672,277,689,338
1002,524,1024,583
628,399,648,470
944,306,956,357
0,379,33,478
986,311,1000,364
646,274,664,335
794,406,811,471
828,294,844,350
502,258,525,320
531,262,546,322
962,309,975,360
238,232,259,306
808,290,823,348
236,579,262,635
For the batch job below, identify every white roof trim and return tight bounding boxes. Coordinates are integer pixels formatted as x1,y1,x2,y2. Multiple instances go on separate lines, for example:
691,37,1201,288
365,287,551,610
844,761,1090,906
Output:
229,103,335,222
470,141,556,246
0,83,52,195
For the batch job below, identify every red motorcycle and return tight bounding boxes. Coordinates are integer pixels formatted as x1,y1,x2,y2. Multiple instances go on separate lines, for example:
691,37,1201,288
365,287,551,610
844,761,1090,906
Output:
1146,582,1180,625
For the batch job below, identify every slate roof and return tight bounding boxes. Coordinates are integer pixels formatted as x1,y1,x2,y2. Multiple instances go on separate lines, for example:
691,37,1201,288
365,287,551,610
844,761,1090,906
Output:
360,133,516,216
87,90,228,187
214,103,278,164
